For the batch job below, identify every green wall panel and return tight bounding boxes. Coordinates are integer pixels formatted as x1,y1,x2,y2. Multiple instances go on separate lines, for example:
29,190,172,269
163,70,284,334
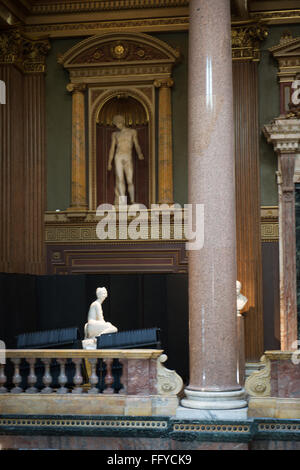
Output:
46,38,84,211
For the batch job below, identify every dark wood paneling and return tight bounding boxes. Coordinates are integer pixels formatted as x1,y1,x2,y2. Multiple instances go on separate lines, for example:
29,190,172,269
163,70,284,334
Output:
24,74,46,274
262,242,280,351
0,65,46,275
46,242,188,274
233,61,264,361
0,65,25,273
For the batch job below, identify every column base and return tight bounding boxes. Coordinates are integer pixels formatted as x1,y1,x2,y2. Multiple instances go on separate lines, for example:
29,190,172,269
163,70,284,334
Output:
177,388,248,420
176,406,248,421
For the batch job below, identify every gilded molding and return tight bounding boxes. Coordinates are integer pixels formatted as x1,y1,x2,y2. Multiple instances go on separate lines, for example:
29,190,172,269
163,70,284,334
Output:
250,10,300,24
0,29,50,73
231,23,268,61
245,355,271,397
31,0,189,14
24,17,190,38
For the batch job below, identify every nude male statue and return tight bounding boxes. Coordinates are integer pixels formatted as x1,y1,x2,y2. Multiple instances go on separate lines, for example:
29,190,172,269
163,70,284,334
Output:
107,115,144,205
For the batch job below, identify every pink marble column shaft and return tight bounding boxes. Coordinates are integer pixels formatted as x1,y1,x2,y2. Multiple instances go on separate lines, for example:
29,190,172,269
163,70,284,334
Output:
187,0,241,393
278,153,297,350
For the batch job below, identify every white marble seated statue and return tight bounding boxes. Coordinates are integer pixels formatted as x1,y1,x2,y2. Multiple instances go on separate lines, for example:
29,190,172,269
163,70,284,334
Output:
82,287,117,349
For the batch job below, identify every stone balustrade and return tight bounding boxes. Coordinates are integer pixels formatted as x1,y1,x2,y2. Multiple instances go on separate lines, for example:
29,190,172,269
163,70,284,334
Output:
0,349,183,417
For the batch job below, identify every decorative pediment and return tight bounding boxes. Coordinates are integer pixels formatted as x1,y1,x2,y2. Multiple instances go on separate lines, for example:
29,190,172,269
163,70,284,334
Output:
269,33,300,80
270,34,300,58
58,32,180,79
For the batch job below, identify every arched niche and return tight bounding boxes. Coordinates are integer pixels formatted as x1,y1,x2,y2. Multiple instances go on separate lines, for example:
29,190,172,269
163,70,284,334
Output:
59,32,180,210
96,93,149,206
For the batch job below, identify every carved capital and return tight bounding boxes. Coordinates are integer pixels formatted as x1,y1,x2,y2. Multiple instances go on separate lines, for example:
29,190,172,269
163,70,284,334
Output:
154,78,174,88
231,23,268,61
0,29,50,73
66,83,87,94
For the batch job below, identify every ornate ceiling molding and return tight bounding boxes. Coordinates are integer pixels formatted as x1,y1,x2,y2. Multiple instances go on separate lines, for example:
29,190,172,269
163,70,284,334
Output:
31,0,189,14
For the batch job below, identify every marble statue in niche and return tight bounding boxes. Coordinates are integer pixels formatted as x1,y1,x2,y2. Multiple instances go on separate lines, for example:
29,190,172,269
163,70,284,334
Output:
82,287,118,349
107,114,144,205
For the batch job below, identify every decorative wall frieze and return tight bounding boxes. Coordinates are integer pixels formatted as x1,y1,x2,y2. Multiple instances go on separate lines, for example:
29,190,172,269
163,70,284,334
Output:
0,29,50,73
231,23,268,61
45,208,279,243
261,206,279,242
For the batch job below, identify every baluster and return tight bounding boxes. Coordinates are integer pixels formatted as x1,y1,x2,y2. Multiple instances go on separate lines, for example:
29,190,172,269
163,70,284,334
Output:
103,358,114,394
119,358,128,394
57,359,68,394
72,358,83,394
88,358,99,394
25,358,38,393
0,363,7,393
11,358,23,393
41,358,53,394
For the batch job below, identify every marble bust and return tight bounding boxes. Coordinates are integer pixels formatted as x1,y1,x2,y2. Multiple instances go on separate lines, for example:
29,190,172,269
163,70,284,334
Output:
82,287,118,349
107,114,144,205
236,280,248,313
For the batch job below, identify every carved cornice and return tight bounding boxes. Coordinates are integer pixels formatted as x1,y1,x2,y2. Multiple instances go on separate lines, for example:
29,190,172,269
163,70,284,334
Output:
31,0,189,14
231,22,268,61
250,9,300,25
0,28,50,72
263,117,300,154
24,17,190,38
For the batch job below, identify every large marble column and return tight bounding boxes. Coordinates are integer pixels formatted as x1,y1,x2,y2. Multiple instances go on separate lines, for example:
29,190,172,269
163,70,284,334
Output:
66,83,88,216
177,0,247,419
264,117,300,350
155,78,174,204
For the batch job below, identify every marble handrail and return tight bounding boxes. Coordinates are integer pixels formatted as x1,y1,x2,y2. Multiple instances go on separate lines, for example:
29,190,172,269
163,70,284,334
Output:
0,349,175,397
